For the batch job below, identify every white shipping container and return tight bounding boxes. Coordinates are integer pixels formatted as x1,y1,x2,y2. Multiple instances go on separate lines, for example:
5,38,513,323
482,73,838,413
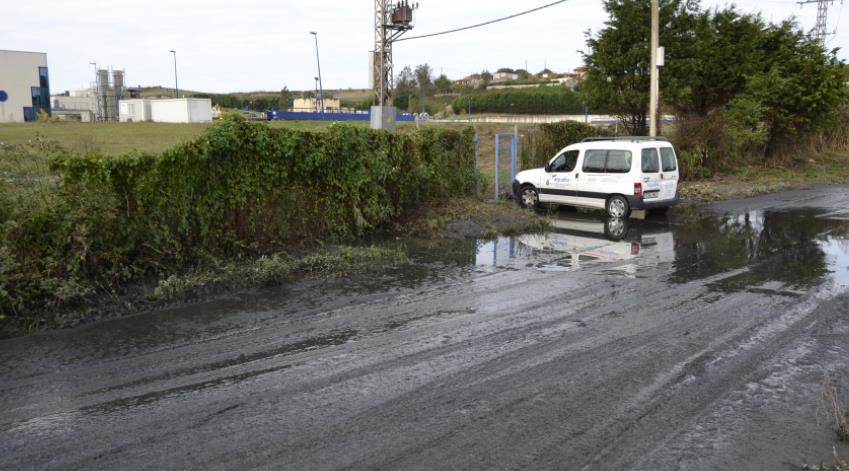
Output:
119,99,151,122
149,98,212,123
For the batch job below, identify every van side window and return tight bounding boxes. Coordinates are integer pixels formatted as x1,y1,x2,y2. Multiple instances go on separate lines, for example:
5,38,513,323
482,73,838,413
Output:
641,148,660,173
583,149,633,173
583,150,607,173
551,150,579,172
606,150,632,173
660,148,677,171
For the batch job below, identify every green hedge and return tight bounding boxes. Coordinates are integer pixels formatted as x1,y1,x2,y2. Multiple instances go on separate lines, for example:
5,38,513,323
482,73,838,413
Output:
1,115,475,320
453,88,586,115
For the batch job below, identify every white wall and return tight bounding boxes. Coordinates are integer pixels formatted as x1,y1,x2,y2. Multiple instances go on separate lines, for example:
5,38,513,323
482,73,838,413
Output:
187,99,212,123
150,98,211,123
119,99,151,122
0,50,48,123
53,95,95,112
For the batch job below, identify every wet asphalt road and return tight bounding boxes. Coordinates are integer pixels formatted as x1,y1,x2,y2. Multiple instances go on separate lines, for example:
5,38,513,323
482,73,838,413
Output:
3,186,849,470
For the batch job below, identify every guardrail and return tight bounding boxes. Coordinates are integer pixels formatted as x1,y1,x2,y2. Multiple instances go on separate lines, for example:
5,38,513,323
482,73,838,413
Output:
266,111,418,122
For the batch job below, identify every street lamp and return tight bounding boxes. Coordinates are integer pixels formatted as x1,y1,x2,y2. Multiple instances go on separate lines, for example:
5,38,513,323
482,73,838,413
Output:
309,32,325,117
169,50,179,98
314,77,320,112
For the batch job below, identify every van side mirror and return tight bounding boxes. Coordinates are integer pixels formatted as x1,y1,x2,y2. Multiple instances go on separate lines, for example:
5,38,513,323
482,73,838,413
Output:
544,163,551,172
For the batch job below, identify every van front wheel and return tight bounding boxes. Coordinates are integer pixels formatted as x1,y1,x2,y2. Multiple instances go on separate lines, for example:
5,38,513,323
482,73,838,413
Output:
519,185,540,209
606,195,631,218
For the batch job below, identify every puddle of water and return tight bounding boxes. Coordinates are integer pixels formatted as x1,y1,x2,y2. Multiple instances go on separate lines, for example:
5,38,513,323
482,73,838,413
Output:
671,208,849,293
461,207,849,295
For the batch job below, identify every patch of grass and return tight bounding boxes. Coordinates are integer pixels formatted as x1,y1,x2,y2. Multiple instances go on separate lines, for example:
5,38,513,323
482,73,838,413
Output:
0,122,212,154
799,448,849,471
399,197,549,240
151,246,409,303
0,121,373,155
822,374,849,442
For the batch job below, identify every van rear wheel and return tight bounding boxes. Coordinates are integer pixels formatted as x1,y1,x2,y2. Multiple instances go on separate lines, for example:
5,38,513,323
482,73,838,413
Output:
606,196,631,218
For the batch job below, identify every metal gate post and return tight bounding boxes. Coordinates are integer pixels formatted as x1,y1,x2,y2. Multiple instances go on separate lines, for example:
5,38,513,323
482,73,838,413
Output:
474,130,479,182
494,135,500,200
510,133,517,181
510,126,519,184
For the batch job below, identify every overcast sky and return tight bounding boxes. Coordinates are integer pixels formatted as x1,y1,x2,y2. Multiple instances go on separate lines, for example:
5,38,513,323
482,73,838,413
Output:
4,0,847,94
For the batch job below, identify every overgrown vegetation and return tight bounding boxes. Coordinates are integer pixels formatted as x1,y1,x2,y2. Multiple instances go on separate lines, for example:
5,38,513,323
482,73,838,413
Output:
519,121,606,169
0,115,475,333
800,448,849,471
582,0,849,175
152,246,409,303
822,374,849,443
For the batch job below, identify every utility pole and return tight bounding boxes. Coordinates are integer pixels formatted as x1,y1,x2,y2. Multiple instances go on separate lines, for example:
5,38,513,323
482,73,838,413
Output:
649,0,660,137
798,0,841,43
371,0,417,130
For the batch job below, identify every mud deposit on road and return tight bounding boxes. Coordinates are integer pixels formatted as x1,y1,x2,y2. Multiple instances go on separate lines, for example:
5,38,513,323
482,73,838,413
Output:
2,186,849,470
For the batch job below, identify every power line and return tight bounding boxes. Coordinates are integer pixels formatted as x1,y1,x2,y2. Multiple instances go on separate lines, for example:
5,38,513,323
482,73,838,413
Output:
396,0,570,42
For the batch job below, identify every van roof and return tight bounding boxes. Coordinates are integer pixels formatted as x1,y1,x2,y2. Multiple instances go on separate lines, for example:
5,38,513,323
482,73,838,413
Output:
581,136,669,143
563,137,674,153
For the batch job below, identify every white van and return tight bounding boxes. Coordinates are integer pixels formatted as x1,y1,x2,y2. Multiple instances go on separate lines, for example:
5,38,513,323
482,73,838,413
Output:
512,137,680,218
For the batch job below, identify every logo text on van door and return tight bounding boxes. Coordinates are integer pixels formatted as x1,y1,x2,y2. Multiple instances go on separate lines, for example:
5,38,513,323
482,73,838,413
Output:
551,176,571,187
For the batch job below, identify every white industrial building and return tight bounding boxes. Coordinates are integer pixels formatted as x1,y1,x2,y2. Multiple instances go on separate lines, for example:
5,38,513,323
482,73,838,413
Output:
118,98,212,123
52,90,96,122
119,99,152,122
0,50,51,123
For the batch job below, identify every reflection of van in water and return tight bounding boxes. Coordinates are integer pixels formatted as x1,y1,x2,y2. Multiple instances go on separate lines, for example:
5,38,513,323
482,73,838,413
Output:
513,137,680,218
517,216,675,269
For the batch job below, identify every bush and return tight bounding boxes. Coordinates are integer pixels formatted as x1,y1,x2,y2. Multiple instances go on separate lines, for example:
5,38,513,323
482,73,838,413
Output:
453,88,587,115
0,115,476,325
520,121,606,169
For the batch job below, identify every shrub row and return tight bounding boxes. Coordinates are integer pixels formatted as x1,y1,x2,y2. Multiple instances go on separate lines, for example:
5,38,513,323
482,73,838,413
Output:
453,88,587,115
1,115,476,322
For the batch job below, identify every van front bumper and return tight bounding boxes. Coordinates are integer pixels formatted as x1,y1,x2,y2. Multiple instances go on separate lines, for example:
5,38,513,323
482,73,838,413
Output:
627,195,680,210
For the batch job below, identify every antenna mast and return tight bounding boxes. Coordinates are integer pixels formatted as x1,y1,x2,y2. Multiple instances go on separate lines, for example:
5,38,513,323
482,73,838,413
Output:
798,0,841,43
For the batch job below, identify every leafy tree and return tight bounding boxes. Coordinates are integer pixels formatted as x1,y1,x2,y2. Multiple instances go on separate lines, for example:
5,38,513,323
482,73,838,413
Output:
582,0,698,134
414,64,433,94
434,74,452,94
280,87,294,110
395,66,417,95
394,66,417,112
414,64,433,113
481,70,493,88
515,69,531,80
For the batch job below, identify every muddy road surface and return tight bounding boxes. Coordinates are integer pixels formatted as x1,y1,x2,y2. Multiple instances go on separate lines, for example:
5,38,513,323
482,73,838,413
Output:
3,186,849,470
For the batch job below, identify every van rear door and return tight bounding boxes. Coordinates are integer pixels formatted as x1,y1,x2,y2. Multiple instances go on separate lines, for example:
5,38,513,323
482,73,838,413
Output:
659,147,679,200
640,148,662,201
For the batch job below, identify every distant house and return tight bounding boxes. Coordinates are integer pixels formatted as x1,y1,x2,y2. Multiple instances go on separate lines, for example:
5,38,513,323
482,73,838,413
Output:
553,72,579,90
455,74,484,88
292,97,341,112
493,68,519,83
572,67,590,80
537,68,556,80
